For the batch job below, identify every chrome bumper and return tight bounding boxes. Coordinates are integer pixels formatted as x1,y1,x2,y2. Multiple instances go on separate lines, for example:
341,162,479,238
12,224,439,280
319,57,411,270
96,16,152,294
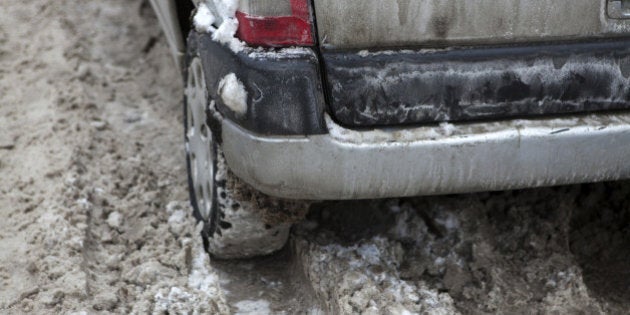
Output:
221,113,630,200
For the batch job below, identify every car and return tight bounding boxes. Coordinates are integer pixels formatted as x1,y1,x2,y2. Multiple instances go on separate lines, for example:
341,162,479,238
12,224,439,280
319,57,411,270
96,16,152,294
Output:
151,0,630,259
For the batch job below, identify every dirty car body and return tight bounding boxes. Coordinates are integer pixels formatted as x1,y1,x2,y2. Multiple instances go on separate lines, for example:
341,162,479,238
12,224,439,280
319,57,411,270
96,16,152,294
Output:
152,0,630,200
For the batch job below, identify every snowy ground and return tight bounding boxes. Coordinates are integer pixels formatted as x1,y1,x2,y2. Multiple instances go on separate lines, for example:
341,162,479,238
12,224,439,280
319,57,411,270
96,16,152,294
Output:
0,1,629,314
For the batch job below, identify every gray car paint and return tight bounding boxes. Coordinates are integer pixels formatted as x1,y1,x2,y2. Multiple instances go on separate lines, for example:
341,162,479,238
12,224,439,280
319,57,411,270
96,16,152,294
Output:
314,0,630,49
151,1,630,200
221,113,630,200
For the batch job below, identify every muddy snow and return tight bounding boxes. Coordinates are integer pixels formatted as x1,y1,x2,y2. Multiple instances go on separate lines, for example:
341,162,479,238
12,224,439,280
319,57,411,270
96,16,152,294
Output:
0,1,629,314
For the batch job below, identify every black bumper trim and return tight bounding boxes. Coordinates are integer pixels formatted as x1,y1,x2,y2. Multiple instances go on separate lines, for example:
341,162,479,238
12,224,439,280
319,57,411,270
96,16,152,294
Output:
324,39,630,127
192,32,328,136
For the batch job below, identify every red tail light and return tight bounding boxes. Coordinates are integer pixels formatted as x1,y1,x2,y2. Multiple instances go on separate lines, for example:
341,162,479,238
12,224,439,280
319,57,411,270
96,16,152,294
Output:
235,0,315,47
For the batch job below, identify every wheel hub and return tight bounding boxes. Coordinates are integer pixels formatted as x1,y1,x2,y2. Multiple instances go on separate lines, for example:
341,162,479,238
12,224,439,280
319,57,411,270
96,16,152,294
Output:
185,58,213,220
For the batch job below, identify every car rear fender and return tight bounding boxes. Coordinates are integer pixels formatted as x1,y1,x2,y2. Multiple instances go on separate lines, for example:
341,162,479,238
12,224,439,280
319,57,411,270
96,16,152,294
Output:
150,0,195,72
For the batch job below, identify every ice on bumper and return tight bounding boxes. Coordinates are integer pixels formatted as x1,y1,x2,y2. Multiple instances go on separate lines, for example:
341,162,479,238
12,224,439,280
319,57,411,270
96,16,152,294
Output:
193,3,215,33
194,0,244,52
220,112,630,200
218,73,248,117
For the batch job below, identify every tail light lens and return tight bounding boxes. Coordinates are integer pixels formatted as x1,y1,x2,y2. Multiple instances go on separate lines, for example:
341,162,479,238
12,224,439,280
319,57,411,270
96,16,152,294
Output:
236,0,315,47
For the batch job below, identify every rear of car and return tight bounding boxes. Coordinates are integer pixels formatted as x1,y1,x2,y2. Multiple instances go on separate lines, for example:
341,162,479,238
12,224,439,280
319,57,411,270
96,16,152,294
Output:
317,0,630,127
151,0,630,258
204,0,630,198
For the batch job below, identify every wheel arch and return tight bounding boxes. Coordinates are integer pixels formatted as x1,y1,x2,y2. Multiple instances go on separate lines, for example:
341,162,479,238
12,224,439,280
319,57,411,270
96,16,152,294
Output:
149,0,196,71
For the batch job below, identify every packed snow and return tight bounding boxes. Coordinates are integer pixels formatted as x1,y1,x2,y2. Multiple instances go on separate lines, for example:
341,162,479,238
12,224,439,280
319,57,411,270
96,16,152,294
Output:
218,73,248,117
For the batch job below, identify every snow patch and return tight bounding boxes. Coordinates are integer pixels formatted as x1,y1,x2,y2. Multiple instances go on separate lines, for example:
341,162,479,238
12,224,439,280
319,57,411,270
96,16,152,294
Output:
218,73,248,117
357,48,451,57
193,3,216,33
212,17,243,53
439,122,456,137
308,307,326,315
154,287,194,313
211,0,239,19
308,237,457,313
325,109,630,146
247,46,316,60
356,243,382,266
194,0,244,52
106,211,122,230
188,250,224,297
152,236,229,314
167,209,187,225
234,299,271,315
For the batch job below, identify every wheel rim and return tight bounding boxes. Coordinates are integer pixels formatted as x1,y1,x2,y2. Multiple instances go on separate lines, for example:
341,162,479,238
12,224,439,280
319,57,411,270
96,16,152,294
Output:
185,58,213,220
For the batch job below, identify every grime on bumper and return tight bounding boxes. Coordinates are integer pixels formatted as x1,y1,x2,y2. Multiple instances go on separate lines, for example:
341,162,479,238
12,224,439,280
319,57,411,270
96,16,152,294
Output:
189,31,328,136
190,32,630,200
325,39,630,128
221,113,630,200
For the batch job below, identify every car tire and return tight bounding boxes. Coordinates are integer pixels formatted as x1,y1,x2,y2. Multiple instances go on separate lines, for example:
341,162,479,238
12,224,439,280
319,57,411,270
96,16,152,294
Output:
184,51,301,259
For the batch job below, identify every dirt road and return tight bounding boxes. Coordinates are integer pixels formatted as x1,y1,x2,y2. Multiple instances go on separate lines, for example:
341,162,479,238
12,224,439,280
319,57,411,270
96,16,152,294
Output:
1,1,628,314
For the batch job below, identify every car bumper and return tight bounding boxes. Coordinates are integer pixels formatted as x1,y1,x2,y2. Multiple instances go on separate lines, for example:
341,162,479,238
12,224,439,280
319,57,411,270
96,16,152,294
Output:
194,32,630,200
324,38,630,128
192,32,327,136
221,112,630,200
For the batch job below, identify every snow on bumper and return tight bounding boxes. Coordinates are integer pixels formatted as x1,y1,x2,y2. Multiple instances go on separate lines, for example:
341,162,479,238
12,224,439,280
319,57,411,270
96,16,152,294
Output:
221,112,630,200
192,32,327,136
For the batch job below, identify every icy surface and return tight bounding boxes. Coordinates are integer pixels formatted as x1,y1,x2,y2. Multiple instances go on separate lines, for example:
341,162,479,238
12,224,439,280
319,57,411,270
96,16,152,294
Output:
218,73,248,117
194,0,244,52
234,299,271,315
298,235,458,314
324,111,630,145
193,2,216,33
2,0,629,314
105,211,122,230
247,46,316,60
194,0,314,56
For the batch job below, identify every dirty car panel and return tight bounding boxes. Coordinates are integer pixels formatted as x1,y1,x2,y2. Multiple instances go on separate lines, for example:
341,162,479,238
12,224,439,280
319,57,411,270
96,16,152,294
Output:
221,112,630,200
325,39,630,127
192,32,328,136
151,0,630,200
314,0,630,49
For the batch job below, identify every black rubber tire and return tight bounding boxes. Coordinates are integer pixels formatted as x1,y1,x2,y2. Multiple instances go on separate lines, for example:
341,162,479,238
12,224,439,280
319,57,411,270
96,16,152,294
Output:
183,33,306,259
